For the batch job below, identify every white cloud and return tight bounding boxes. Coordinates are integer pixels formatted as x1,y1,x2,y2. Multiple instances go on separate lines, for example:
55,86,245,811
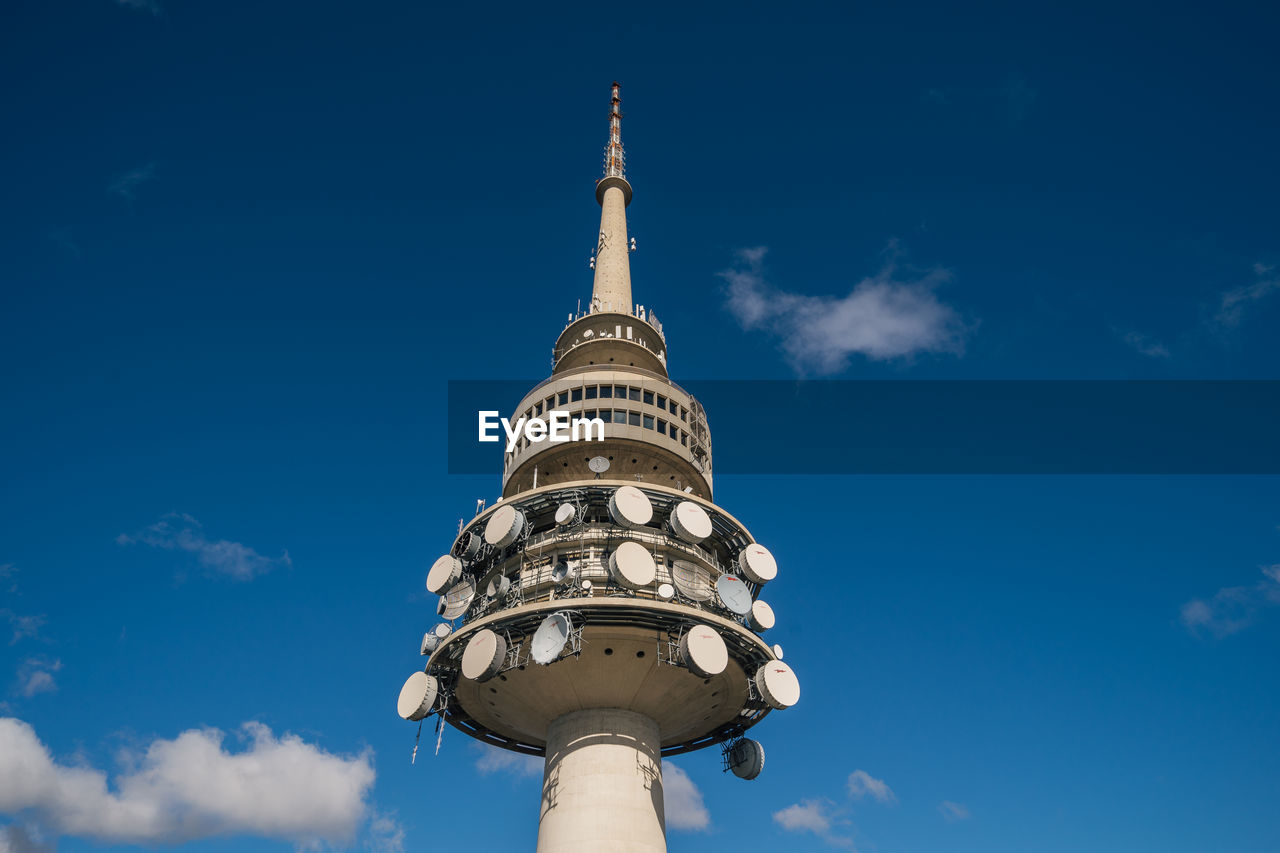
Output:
1215,263,1280,328
662,761,710,832
118,513,291,581
108,163,157,201
0,823,54,853
1117,329,1171,358
938,800,970,821
846,769,896,804
0,717,380,848
367,809,405,853
1181,565,1280,637
773,799,855,849
14,659,61,699
721,245,969,375
475,745,542,778
2,612,44,646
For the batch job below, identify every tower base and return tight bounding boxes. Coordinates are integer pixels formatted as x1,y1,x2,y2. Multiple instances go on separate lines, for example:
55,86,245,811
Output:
537,709,665,853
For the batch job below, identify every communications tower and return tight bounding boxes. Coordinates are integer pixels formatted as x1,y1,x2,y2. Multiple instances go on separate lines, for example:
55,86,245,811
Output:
397,82,800,853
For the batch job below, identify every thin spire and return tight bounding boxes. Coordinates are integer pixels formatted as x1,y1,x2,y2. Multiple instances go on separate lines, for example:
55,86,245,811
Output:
591,81,633,315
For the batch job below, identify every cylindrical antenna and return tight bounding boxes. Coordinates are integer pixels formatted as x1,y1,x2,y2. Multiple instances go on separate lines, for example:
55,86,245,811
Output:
604,81,625,179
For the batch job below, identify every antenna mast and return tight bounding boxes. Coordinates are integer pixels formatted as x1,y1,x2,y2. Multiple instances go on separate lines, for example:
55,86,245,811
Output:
604,81,625,179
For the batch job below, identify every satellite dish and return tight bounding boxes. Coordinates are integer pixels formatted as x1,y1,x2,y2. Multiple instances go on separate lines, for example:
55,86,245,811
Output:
588,456,611,474
771,643,784,660
486,575,511,598
737,544,778,585
438,577,476,620
679,624,728,677
754,661,801,709
669,501,712,543
458,531,483,559
728,739,766,780
551,560,576,583
426,555,463,595
715,574,753,616
554,503,577,526
608,486,653,528
484,505,526,548
747,599,775,632
461,629,508,682
608,541,656,589
656,582,675,601
396,671,439,721
671,560,713,601
530,612,572,665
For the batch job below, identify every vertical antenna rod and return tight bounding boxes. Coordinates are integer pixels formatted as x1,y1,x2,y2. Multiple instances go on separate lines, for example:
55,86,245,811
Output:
604,81,625,179
591,81,634,314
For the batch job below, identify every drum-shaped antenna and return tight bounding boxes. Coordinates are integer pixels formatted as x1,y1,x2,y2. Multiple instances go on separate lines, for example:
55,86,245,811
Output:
396,671,439,721
715,574,753,616
671,560,713,601
581,578,594,592
458,531,483,560
737,543,778,585
484,505,526,548
461,628,508,682
754,661,801,709
728,738,766,780
608,541,656,589
554,503,577,526
433,623,453,639
771,643,784,660
550,560,572,583
656,582,675,601
486,575,511,598
426,555,463,595
747,599,775,632
679,624,729,677
530,612,572,665
422,622,453,653
669,501,712,543
438,577,476,620
608,486,653,528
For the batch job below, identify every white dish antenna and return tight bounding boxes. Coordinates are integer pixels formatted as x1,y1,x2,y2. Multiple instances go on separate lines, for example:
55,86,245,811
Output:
656,582,675,601
608,541,656,589
420,632,439,655
771,643,784,660
461,628,508,681
754,661,801,709
484,505,525,548
608,485,653,528
728,738,766,780
715,574,753,616
550,560,574,583
438,577,476,620
554,503,577,526
737,543,777,584
426,555,463,595
530,612,572,665
679,624,728,677
747,599,775,632
458,531,483,560
486,575,511,598
588,455,611,474
580,579,594,593
671,560,713,601
669,501,712,543
396,671,439,721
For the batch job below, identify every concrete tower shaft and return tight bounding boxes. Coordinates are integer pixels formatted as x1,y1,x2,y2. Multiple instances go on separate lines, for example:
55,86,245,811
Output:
591,82,634,316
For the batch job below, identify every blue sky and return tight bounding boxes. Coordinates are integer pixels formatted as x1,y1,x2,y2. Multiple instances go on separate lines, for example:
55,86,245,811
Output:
2,1,1279,851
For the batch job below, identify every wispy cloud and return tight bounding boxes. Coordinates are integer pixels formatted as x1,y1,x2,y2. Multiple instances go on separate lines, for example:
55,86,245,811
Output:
3,611,45,646
14,658,61,698
846,769,897,804
773,799,855,849
114,0,162,16
721,244,970,375
1116,329,1171,358
108,163,156,202
1214,263,1280,328
117,513,291,581
662,761,710,832
938,800,971,821
0,717,381,848
475,745,542,778
367,809,405,853
0,565,16,595
1181,565,1280,637
0,823,55,853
